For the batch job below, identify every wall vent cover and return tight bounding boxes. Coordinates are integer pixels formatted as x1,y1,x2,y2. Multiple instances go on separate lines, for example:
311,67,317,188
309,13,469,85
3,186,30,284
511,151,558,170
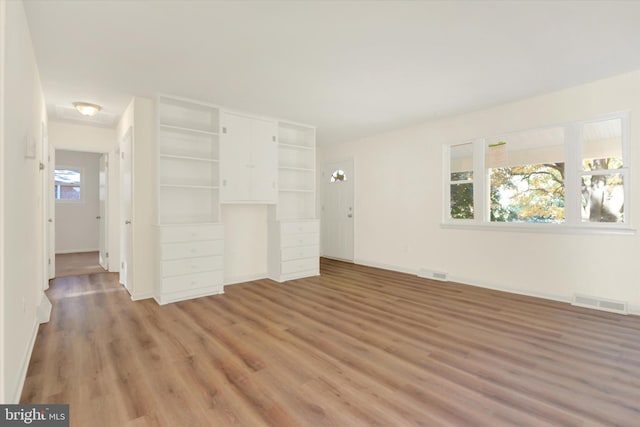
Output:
572,294,628,315
417,269,448,282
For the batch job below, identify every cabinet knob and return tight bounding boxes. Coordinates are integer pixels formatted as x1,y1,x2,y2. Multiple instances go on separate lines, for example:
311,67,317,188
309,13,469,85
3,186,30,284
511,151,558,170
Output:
222,179,227,186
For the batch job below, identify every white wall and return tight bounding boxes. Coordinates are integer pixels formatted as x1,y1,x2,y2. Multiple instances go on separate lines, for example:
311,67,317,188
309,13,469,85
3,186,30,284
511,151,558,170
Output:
116,97,156,300
319,70,640,312
48,121,119,270
0,0,6,405
54,150,101,253
1,0,48,403
222,205,268,284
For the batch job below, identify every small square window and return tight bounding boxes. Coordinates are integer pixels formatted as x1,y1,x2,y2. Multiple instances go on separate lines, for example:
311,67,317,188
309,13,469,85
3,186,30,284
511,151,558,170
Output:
55,168,82,201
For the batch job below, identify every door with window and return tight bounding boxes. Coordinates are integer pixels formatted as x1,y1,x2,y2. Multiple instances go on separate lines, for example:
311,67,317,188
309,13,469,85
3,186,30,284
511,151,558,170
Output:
321,159,354,261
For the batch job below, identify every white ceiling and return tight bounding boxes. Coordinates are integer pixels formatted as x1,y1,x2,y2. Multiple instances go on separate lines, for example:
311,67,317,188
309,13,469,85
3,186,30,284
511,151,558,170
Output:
23,0,640,144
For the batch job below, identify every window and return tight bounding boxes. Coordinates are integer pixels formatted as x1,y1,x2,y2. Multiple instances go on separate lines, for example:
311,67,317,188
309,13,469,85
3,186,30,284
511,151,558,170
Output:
55,168,82,201
488,127,565,223
330,169,347,183
449,143,474,219
444,113,630,232
581,118,624,223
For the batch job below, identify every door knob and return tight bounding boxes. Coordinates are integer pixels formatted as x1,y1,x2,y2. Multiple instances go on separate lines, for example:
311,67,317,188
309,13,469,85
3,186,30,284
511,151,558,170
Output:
96,216,101,219
48,219,53,223
347,214,353,218
125,220,131,225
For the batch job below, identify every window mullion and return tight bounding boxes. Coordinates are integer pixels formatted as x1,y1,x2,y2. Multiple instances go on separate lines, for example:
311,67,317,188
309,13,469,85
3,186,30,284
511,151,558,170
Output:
564,124,580,226
473,138,486,223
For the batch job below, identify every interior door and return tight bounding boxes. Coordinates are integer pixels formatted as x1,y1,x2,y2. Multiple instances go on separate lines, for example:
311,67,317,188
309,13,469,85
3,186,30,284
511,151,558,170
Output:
321,159,354,261
120,128,133,290
47,143,55,279
98,154,108,270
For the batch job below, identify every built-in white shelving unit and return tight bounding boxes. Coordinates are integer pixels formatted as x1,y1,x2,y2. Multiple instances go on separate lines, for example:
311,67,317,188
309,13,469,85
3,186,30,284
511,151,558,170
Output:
268,121,319,282
276,122,316,220
155,95,319,301
155,95,224,304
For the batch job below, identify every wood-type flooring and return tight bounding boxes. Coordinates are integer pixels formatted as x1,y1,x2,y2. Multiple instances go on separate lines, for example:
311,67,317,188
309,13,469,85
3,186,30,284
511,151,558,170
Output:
21,258,640,426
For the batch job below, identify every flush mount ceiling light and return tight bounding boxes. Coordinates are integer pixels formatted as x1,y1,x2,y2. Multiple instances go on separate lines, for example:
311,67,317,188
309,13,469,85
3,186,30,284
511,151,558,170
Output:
73,102,102,117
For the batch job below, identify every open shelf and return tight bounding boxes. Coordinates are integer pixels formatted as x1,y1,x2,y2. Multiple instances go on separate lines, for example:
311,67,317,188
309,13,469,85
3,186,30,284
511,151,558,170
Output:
160,154,219,163
157,95,221,226
159,124,219,136
158,96,219,133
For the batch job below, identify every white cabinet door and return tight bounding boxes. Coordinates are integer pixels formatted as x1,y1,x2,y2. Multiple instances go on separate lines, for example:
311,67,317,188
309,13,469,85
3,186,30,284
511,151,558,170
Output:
220,112,277,203
220,113,253,201
250,117,278,202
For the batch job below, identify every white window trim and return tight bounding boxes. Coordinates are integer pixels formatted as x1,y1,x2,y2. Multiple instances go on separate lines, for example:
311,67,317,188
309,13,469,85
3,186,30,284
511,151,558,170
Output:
442,112,633,235
54,165,84,204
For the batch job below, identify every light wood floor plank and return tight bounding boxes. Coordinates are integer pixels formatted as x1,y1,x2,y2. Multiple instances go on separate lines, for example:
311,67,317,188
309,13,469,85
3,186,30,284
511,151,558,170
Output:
21,258,640,426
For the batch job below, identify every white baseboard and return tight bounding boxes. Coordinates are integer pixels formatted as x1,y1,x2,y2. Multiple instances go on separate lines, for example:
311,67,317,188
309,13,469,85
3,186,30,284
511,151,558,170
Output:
353,258,418,276
37,294,52,324
628,305,640,316
55,248,99,255
448,274,572,305
11,319,39,403
130,291,153,301
353,258,572,304
224,273,268,286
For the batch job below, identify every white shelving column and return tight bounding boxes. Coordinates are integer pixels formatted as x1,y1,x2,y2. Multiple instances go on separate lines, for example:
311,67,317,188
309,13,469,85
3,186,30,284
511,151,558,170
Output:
268,122,320,282
155,96,225,304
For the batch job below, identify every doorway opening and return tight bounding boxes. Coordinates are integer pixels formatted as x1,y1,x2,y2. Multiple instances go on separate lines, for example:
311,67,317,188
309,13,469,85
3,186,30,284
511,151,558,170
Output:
52,149,109,277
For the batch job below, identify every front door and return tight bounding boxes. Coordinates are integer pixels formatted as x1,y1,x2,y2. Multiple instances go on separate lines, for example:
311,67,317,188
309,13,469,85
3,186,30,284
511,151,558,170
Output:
321,159,354,261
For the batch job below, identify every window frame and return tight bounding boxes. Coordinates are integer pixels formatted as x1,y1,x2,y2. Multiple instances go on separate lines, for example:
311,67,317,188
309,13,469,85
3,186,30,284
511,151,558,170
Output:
54,166,84,204
442,112,633,235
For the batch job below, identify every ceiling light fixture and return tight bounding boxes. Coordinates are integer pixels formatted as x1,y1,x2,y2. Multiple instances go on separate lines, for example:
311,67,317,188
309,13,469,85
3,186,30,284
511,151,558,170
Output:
73,102,102,117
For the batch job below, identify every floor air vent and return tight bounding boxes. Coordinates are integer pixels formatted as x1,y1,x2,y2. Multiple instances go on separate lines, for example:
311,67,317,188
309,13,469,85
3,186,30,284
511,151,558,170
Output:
572,294,628,315
417,269,448,282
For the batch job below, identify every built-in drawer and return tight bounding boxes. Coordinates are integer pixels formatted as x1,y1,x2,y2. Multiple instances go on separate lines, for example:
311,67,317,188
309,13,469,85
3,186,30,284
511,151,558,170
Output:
161,240,223,260
160,224,224,243
281,233,318,248
281,245,318,261
280,220,318,235
281,257,319,275
161,255,223,278
161,270,223,293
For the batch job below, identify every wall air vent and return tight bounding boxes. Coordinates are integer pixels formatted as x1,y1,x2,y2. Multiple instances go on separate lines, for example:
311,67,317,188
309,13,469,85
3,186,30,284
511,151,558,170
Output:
572,294,628,315
417,269,448,282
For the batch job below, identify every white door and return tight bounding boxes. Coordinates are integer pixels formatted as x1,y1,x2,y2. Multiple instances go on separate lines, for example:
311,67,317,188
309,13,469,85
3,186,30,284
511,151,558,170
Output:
98,154,108,270
220,113,252,201
41,123,55,283
47,143,55,280
321,159,354,261
220,112,278,203
250,118,278,202
120,129,133,290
